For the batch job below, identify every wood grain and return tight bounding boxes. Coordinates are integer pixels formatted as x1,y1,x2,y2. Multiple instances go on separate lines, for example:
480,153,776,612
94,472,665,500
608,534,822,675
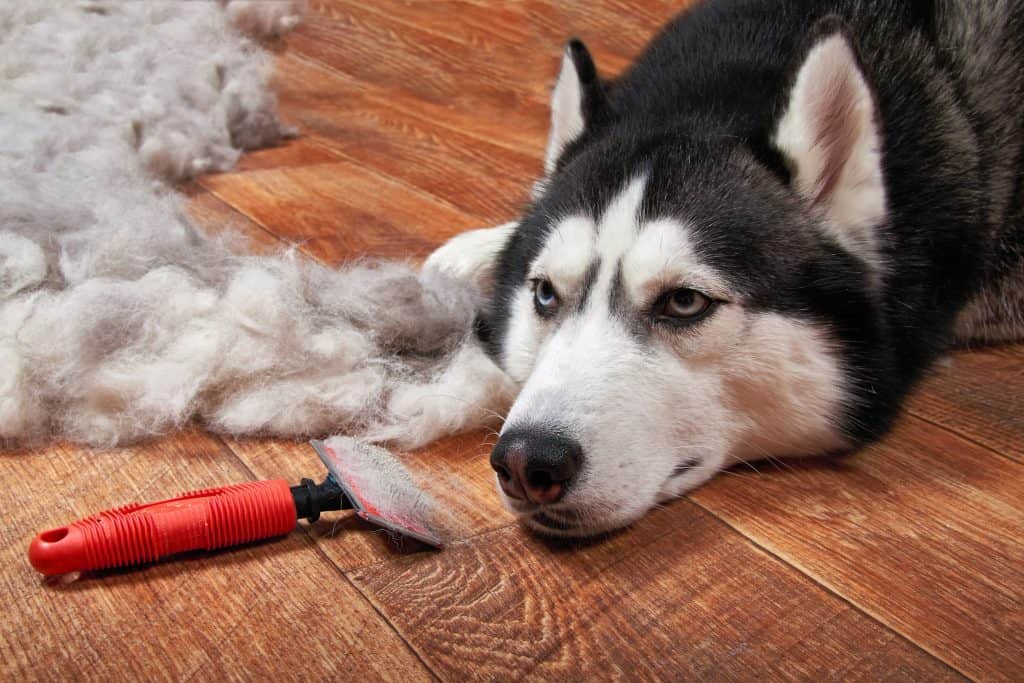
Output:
350,501,960,681
268,54,540,223
184,185,290,254
232,136,344,173
906,346,1024,463
201,160,483,262
689,416,1024,681
0,432,429,682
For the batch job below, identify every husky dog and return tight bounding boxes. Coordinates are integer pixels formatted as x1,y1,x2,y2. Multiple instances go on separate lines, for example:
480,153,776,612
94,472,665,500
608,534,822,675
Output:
425,0,1024,536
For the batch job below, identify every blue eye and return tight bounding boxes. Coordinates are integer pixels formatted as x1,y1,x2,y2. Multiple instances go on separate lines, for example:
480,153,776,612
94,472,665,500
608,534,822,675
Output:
532,279,559,316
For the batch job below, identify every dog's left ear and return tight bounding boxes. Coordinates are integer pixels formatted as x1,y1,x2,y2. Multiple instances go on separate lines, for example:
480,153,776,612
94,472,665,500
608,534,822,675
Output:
774,18,887,270
544,40,609,176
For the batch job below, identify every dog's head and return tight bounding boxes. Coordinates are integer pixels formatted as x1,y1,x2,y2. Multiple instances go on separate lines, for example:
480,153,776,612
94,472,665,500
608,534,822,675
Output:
475,25,889,535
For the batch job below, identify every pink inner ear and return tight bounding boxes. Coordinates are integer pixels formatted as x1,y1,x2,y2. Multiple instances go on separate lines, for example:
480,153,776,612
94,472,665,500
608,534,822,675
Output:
775,32,887,277
776,32,880,213
808,63,864,207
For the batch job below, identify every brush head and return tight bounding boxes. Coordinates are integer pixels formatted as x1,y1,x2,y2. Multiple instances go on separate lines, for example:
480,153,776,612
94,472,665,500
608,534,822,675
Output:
311,437,445,548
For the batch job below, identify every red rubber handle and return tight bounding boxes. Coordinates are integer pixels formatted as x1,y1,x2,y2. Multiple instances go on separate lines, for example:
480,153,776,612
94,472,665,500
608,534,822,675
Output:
28,480,297,576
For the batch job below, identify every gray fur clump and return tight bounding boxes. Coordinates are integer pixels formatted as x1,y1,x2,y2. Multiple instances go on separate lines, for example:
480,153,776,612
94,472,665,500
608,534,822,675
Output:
0,1,515,448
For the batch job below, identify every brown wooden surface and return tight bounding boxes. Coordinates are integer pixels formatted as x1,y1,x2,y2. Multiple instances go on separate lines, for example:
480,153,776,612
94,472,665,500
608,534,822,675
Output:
3,1,1022,681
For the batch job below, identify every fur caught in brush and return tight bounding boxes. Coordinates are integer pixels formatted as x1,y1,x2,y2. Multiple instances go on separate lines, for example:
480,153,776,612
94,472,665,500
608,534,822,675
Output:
0,1,514,448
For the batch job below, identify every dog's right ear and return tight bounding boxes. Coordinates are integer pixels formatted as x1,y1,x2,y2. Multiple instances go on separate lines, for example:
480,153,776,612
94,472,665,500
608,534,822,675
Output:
543,40,608,177
772,18,887,276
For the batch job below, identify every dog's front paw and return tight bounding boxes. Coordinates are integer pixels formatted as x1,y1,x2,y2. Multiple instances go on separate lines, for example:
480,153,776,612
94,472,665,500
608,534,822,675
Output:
423,222,517,290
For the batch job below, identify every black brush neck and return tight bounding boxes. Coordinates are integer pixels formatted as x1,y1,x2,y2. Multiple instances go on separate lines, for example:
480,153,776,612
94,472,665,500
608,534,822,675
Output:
290,477,350,522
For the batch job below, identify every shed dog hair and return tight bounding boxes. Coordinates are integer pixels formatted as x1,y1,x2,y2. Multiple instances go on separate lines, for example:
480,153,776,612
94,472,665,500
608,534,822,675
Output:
0,1,514,448
427,0,1024,536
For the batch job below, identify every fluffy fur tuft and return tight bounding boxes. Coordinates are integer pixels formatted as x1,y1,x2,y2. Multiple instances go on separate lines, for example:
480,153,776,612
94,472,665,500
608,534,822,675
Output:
0,2,514,449
221,0,306,39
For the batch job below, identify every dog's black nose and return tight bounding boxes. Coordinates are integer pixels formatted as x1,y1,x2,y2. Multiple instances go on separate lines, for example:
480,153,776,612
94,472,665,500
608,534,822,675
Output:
490,428,583,504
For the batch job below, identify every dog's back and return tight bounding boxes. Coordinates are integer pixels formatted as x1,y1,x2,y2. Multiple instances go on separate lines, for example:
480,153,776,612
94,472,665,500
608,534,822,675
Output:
935,2,1024,341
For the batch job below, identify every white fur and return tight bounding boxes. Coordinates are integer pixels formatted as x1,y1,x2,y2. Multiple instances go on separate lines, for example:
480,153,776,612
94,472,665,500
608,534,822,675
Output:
596,176,646,261
222,0,306,39
0,2,513,450
502,287,543,383
543,48,586,176
621,218,732,303
0,232,48,298
366,341,517,446
775,33,887,280
529,216,597,290
497,180,849,535
422,221,517,292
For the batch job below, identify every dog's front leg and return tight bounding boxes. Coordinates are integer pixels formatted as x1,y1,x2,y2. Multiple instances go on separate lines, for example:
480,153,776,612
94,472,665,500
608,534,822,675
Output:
422,221,517,291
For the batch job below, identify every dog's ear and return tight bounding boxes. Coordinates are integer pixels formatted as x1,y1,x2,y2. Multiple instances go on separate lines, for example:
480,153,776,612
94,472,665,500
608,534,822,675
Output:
774,18,887,272
544,40,608,177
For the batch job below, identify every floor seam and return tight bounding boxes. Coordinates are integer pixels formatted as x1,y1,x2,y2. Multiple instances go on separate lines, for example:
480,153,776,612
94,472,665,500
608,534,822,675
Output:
194,183,328,264
686,496,975,682
286,45,542,162
211,435,441,680
904,410,1023,466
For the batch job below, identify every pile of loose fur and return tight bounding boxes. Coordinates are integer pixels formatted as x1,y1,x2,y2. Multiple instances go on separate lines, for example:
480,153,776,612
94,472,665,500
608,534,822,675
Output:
0,1,514,449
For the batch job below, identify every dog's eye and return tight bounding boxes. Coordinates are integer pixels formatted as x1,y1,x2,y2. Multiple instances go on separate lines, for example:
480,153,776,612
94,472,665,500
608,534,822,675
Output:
531,279,559,316
654,288,713,322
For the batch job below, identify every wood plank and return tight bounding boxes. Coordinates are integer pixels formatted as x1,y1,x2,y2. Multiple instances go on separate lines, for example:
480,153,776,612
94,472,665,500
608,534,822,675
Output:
269,54,539,222
906,345,1024,463
347,0,560,54
323,0,640,75
0,431,430,681
689,417,1024,681
349,501,959,681
307,0,649,95
184,184,290,254
273,2,673,224
280,6,634,161
282,50,550,158
200,161,484,263
295,2,553,106
518,0,680,63
233,135,344,172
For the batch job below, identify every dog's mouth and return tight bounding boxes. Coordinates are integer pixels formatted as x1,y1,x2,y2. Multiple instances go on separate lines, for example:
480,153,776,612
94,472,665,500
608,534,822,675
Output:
506,501,595,537
530,510,581,532
500,458,709,538
521,506,639,540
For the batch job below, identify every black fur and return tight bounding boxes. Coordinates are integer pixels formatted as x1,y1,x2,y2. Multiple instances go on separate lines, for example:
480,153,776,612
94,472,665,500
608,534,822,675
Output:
489,0,1024,446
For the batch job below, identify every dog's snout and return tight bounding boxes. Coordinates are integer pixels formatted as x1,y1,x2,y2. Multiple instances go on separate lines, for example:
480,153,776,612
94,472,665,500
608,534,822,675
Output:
490,428,583,504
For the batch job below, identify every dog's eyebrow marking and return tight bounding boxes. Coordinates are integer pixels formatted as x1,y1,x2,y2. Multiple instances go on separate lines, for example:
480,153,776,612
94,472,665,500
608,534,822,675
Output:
621,218,731,304
607,260,626,317
575,175,649,320
529,215,596,291
608,260,650,338
575,259,602,312
596,175,647,261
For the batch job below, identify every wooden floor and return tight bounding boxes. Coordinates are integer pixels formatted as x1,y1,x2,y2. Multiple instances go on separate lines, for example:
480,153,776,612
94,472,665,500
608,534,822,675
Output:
3,1,1023,680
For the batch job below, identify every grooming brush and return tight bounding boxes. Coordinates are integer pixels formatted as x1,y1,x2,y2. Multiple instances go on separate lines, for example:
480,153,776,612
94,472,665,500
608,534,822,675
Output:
27,437,443,578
